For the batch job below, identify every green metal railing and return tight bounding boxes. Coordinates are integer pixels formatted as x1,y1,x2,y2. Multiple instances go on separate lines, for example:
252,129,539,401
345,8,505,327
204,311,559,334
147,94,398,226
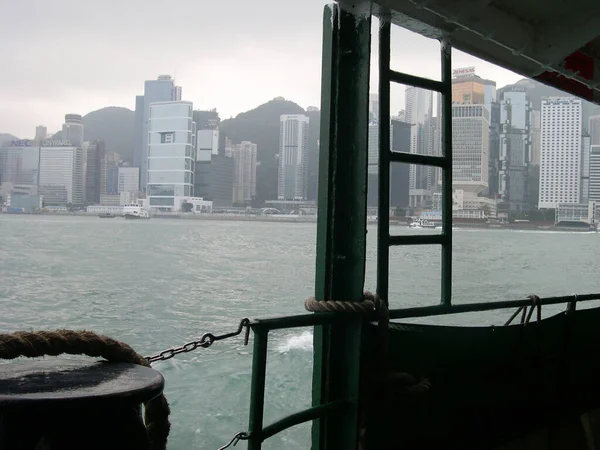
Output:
227,4,600,450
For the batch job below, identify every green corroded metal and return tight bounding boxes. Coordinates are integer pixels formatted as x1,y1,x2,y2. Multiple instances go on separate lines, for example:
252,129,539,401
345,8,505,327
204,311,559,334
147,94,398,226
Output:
238,291,600,447
376,16,453,306
313,3,372,449
247,328,268,450
440,40,453,306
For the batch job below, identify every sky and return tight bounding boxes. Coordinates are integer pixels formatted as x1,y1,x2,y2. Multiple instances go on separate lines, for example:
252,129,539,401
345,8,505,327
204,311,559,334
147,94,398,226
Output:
0,0,524,138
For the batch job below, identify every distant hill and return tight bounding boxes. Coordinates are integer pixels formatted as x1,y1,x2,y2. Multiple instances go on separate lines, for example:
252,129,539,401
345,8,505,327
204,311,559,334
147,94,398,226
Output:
53,107,135,162
0,133,19,145
220,98,320,204
498,78,600,130
82,107,134,161
497,79,575,110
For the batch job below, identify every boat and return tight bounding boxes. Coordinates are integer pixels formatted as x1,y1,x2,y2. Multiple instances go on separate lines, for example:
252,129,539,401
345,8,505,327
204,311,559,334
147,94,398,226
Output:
408,218,437,229
122,204,150,219
4,2,600,450
98,213,116,219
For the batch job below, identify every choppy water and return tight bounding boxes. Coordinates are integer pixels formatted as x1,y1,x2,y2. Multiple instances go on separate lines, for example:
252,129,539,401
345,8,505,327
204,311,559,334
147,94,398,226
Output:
1,215,599,449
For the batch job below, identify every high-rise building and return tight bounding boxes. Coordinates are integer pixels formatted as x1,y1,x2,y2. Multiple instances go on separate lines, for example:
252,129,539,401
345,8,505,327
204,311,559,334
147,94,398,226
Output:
452,69,485,105
530,110,542,165
452,104,490,194
498,88,532,209
194,155,233,207
538,97,582,209
369,94,379,122
581,135,591,203
367,120,400,207
483,79,497,114
84,140,105,205
589,145,600,202
232,141,257,205
35,126,47,141
590,115,600,145
133,75,182,190
278,114,309,201
100,151,120,196
62,114,84,148
39,145,84,206
118,166,140,194
487,101,501,199
405,86,434,207
147,101,195,211
193,109,221,197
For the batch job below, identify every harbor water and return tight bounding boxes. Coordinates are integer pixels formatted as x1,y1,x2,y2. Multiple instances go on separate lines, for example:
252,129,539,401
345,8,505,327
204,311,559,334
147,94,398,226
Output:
1,214,599,449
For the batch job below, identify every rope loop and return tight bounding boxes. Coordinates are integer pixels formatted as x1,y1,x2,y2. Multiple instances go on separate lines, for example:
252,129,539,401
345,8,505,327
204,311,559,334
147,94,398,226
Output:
0,330,170,450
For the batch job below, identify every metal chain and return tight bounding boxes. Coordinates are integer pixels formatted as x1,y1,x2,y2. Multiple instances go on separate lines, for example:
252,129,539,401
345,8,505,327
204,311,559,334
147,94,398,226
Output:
145,318,250,364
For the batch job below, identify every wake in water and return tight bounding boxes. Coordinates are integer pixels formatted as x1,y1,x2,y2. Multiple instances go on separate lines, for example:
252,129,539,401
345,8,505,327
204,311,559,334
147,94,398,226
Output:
276,331,313,353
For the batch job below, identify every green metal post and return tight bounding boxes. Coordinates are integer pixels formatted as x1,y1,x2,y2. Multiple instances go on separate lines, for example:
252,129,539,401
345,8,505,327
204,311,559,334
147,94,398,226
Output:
377,17,391,301
313,3,372,449
247,328,268,450
440,41,453,306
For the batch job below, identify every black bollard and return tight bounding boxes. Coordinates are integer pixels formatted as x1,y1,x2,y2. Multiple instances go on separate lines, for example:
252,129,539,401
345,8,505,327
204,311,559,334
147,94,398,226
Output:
0,359,164,450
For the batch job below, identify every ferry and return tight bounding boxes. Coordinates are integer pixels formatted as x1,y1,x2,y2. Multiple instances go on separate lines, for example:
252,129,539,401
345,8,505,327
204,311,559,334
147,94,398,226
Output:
122,204,150,220
4,2,600,450
408,217,437,229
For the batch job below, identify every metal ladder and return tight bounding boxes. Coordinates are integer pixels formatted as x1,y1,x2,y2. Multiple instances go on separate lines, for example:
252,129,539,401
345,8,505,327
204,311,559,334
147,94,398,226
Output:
376,16,454,306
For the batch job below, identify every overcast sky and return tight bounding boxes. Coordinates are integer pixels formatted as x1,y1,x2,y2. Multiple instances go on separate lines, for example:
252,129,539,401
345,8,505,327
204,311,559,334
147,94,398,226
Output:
1,0,523,138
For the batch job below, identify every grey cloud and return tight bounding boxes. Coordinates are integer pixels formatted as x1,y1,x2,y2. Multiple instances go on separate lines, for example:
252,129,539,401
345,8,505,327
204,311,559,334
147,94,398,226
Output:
0,0,521,137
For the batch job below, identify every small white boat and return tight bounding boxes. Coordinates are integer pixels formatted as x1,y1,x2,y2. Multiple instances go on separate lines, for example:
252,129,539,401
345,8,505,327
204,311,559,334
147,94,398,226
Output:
408,218,437,229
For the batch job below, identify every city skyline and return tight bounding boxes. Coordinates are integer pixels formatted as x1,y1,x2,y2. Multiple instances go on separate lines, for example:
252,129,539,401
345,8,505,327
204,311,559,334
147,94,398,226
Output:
2,1,525,138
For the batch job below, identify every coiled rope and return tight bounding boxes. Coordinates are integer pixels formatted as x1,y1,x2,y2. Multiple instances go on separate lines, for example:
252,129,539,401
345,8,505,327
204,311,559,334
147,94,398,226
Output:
0,329,170,450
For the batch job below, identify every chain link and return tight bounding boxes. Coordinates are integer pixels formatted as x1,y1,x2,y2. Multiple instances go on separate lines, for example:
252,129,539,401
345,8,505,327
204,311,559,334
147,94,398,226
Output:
145,318,250,364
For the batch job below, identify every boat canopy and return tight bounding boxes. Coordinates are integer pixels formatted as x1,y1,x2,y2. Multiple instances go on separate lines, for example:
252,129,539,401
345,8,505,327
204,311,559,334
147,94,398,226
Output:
340,0,600,103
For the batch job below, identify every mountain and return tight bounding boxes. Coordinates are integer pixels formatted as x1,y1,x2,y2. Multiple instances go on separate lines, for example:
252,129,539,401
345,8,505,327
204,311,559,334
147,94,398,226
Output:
0,133,19,145
498,78,600,131
82,107,134,161
53,107,135,162
497,79,575,110
220,98,320,204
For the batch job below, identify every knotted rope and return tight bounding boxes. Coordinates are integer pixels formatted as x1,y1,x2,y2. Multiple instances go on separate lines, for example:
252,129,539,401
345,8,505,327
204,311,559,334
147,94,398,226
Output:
0,329,170,450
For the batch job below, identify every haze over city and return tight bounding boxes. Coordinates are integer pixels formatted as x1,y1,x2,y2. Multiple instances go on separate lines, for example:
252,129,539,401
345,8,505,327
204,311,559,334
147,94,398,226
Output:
1,0,524,138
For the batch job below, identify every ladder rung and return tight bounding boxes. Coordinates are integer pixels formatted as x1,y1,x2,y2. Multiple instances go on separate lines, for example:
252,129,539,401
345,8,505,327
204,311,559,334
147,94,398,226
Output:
389,234,447,246
388,70,449,94
390,152,449,168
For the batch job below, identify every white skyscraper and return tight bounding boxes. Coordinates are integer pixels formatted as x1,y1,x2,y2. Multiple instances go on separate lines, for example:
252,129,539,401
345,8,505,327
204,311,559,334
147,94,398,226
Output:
538,97,582,209
147,101,196,211
134,75,182,190
39,146,84,206
278,114,309,201
405,87,434,207
232,141,258,205
452,104,490,193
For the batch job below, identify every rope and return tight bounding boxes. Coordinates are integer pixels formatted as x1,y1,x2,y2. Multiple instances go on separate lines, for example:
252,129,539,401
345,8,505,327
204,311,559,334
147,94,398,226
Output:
304,295,377,313
0,329,170,450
